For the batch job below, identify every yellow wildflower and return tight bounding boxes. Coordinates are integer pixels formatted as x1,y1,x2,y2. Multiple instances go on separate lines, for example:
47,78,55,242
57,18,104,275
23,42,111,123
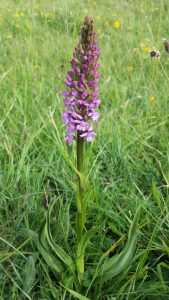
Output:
84,9,88,14
143,47,151,52
19,12,25,17
114,20,120,29
127,66,134,73
96,16,100,20
148,96,155,102
104,21,109,27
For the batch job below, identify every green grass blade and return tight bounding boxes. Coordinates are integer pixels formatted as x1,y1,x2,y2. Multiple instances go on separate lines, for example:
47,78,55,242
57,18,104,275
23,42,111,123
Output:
157,262,169,289
60,283,90,300
0,263,32,300
0,237,27,260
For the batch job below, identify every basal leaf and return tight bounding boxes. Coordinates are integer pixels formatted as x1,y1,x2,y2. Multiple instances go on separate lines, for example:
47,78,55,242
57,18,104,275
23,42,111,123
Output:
96,207,140,282
22,255,37,292
38,222,64,275
45,200,75,273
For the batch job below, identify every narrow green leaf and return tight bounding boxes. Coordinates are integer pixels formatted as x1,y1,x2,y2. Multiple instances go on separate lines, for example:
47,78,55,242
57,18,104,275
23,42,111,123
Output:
77,227,97,270
157,262,169,288
96,207,140,282
41,262,61,299
38,222,64,275
162,239,169,255
10,260,23,284
60,283,90,300
0,236,27,259
108,221,123,237
0,263,32,300
152,181,163,211
45,200,75,273
152,181,160,203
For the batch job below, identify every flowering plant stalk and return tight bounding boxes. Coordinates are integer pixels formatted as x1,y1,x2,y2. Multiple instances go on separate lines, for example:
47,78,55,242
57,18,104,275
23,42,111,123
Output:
34,16,140,298
62,16,100,273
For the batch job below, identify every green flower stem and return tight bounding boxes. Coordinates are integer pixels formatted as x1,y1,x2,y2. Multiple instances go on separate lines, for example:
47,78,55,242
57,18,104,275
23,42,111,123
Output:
76,132,84,273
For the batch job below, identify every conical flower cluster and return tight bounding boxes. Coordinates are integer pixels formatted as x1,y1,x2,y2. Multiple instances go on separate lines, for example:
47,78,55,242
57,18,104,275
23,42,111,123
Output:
62,16,100,145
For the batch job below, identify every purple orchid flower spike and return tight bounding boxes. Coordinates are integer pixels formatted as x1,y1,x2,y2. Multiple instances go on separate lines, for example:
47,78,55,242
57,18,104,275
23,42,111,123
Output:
62,16,100,144
61,16,101,274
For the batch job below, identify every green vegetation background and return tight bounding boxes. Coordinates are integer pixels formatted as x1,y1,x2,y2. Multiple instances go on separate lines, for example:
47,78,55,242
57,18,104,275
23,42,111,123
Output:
0,0,169,299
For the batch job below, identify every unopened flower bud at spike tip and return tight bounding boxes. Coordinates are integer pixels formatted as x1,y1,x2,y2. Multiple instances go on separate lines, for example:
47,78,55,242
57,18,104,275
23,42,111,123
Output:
62,16,100,144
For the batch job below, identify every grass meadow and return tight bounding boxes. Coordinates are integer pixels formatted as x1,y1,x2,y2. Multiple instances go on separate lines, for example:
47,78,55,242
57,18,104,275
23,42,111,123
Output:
0,0,169,299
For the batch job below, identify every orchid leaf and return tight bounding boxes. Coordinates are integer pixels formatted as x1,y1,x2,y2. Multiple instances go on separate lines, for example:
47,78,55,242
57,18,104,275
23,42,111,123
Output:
96,207,140,282
22,255,37,293
38,221,64,275
45,199,75,273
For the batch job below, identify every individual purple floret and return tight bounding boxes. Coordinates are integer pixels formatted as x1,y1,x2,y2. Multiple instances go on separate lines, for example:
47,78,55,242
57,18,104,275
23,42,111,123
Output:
62,16,101,145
